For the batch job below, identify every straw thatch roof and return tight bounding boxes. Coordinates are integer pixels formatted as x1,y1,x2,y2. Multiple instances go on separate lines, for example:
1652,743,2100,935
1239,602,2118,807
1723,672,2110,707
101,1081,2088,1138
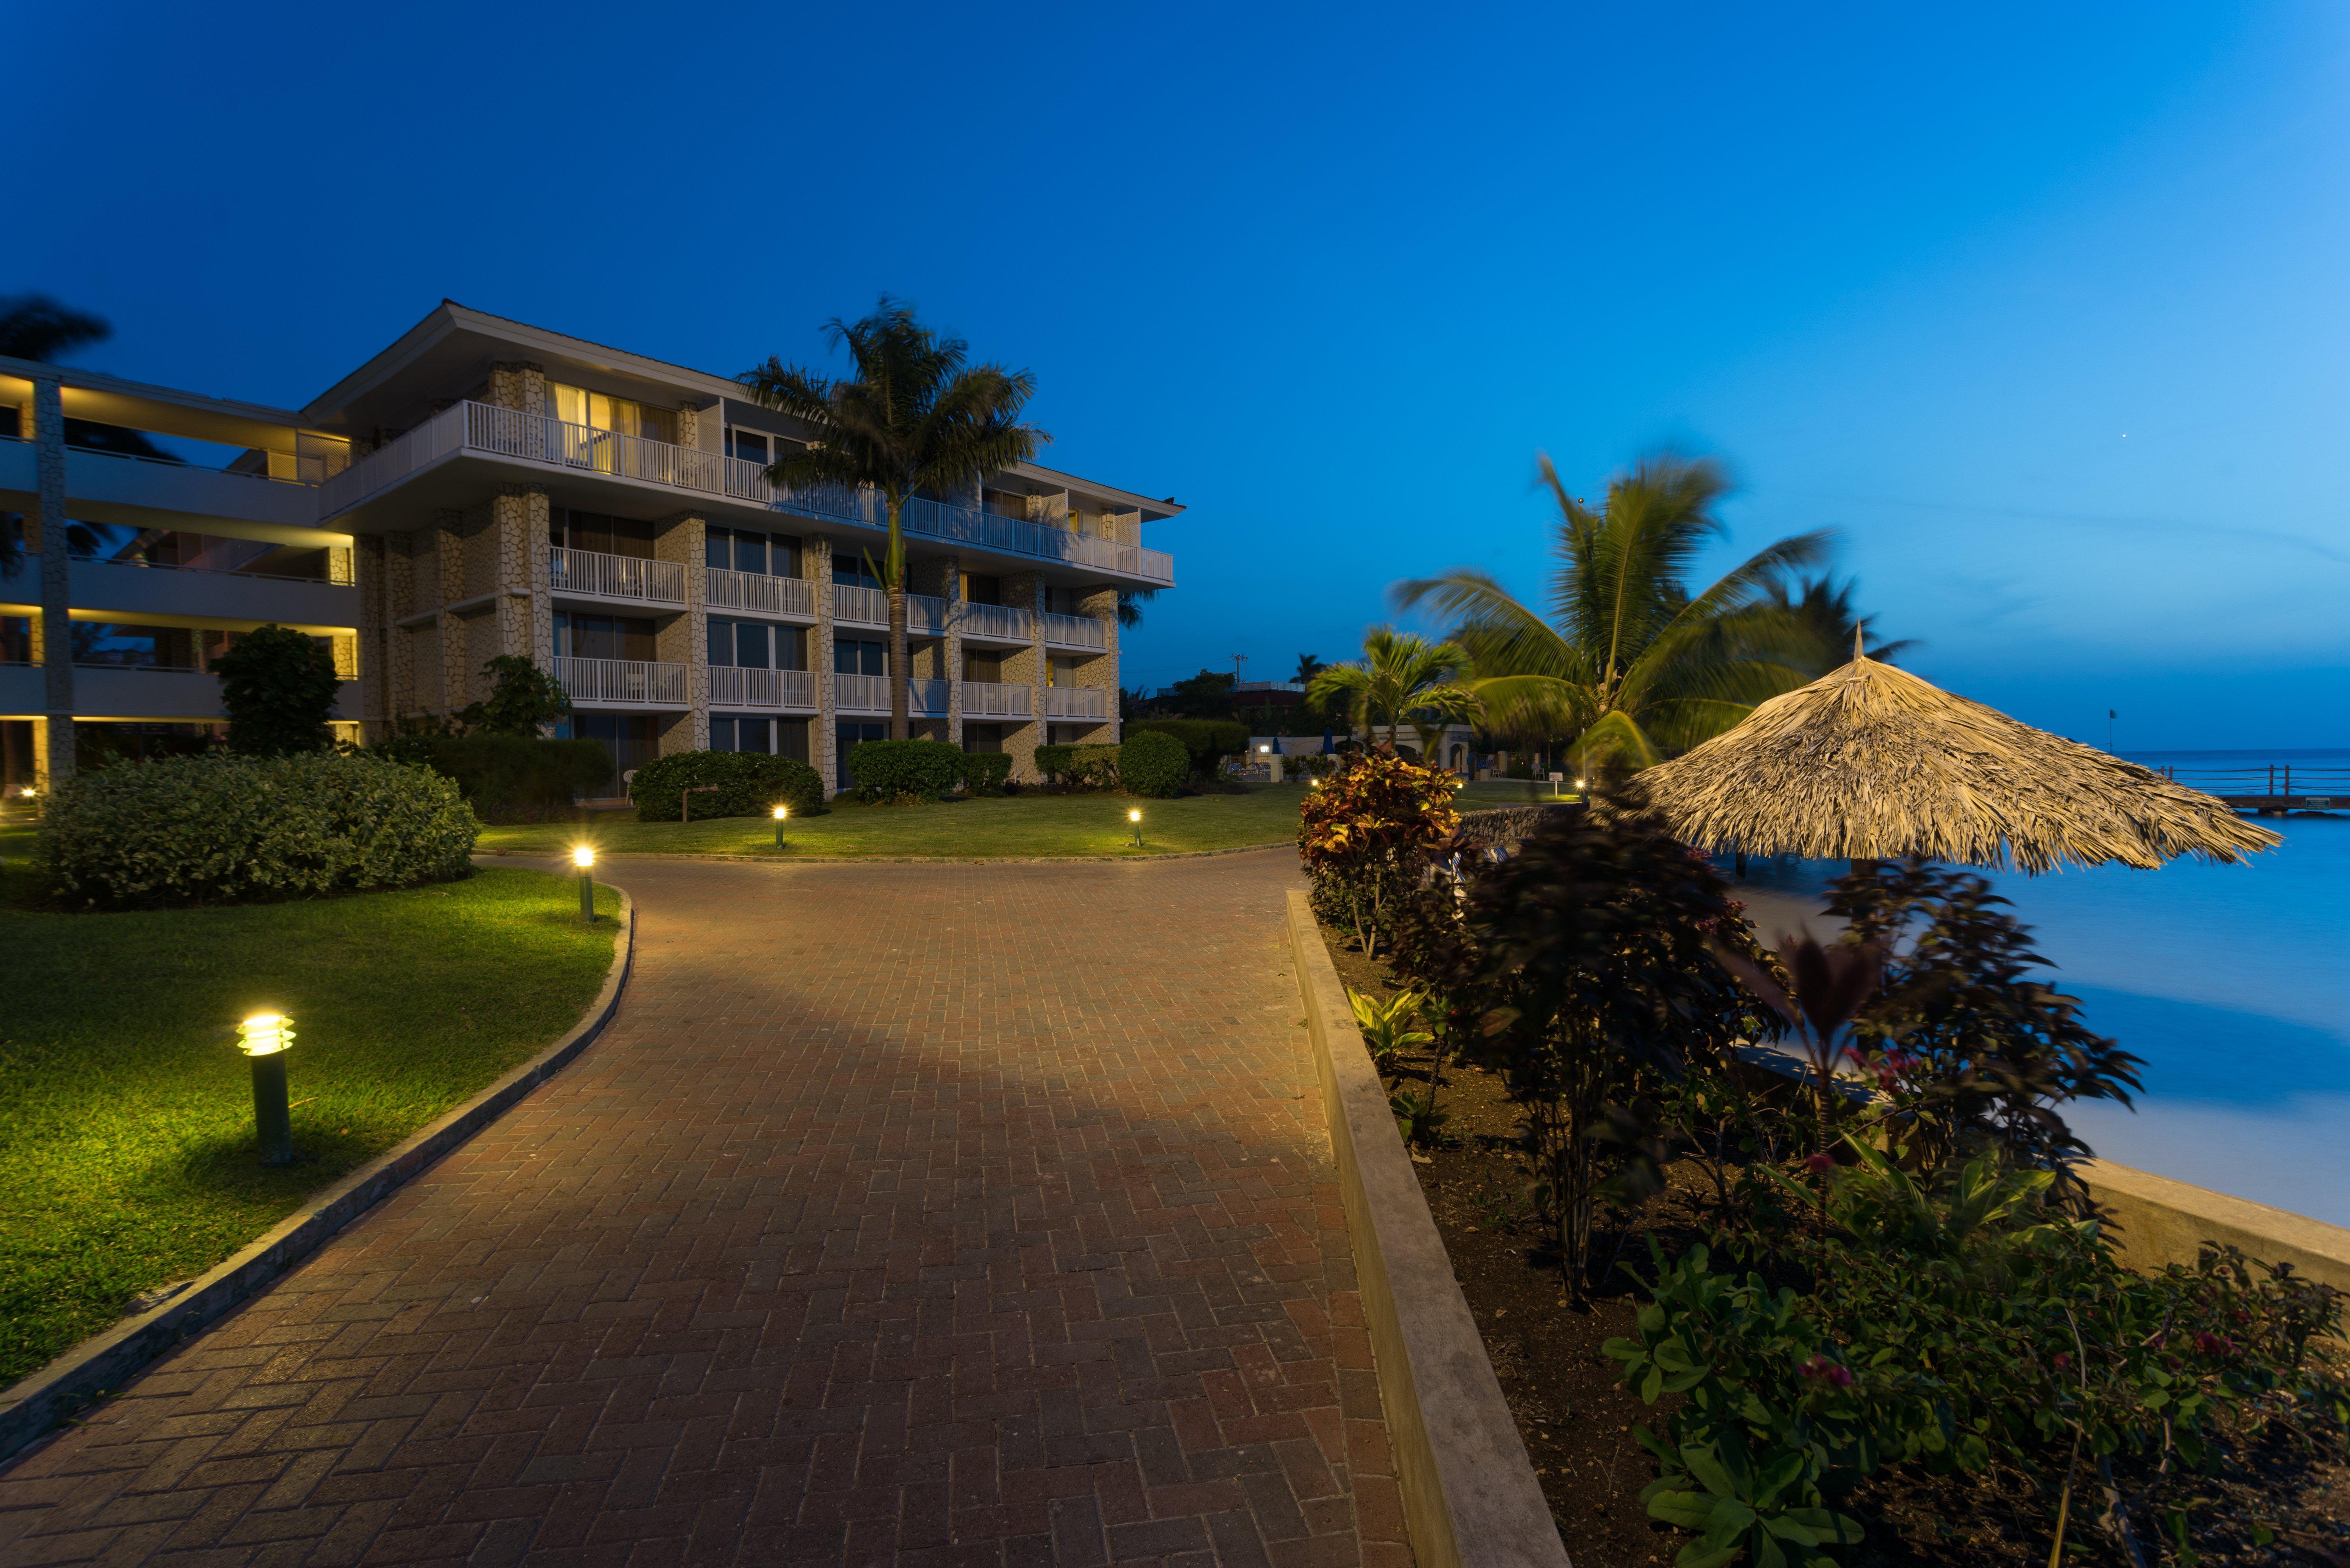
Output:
1614,654,2280,873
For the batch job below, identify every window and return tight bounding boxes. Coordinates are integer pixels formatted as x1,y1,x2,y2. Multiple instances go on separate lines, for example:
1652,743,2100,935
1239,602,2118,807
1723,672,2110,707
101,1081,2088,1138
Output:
834,637,886,677
1,617,31,664
705,526,801,577
708,620,805,670
1045,586,1085,616
960,572,1003,606
963,724,1004,754
962,649,1004,682
549,508,657,560
833,554,882,590
556,714,657,789
556,613,656,662
1046,653,1084,688
544,383,677,444
710,714,771,754
729,430,769,464
836,720,886,787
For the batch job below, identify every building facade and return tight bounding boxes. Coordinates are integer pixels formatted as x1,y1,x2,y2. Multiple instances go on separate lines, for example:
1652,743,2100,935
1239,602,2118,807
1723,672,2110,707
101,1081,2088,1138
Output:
2,303,1178,797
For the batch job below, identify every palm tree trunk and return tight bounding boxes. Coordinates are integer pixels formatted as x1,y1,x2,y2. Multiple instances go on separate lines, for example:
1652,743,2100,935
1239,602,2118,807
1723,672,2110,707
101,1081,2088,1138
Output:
885,500,909,741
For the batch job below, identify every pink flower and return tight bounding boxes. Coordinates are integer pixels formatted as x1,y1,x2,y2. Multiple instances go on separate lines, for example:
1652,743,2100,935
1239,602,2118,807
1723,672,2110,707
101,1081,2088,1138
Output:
2194,1332,2235,1359
1798,1355,1855,1389
2052,1352,2072,1372
1805,1152,1836,1175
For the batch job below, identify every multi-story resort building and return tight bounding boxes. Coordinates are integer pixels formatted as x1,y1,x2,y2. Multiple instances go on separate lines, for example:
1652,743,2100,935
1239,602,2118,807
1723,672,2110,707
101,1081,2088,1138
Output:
1,303,1179,797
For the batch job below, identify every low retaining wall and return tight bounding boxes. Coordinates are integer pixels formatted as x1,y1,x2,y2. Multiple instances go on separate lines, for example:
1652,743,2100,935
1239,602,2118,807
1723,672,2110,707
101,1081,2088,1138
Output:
0,889,637,1467
1284,890,1571,1568
2084,1159,2350,1295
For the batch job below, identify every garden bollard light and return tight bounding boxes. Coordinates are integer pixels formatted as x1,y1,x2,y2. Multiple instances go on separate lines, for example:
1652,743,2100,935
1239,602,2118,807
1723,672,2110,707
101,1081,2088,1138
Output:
773,804,788,849
238,1012,296,1167
1129,808,1142,848
573,845,596,924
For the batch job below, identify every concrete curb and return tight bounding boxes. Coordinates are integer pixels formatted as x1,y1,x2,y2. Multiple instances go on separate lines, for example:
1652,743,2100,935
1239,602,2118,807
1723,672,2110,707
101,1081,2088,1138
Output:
1283,891,1570,1568
0,884,637,1468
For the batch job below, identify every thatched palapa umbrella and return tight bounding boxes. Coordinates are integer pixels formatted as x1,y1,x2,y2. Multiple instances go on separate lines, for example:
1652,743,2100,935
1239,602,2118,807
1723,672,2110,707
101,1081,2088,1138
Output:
1619,639,2279,873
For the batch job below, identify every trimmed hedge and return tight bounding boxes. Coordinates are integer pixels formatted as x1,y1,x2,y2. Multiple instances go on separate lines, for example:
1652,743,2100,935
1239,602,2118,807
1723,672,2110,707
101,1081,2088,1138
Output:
373,735,612,823
1124,719,1250,781
847,739,966,803
632,750,825,822
1035,742,1121,789
1118,730,1188,798
959,751,1013,796
40,752,478,909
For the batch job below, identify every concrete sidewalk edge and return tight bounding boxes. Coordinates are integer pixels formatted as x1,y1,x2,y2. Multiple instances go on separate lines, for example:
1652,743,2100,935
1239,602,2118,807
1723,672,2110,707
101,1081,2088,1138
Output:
1284,890,1571,1568
0,884,638,1469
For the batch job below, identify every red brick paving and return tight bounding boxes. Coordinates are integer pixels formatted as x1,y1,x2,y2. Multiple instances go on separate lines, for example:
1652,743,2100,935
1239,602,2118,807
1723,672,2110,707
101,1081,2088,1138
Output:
0,852,1408,1568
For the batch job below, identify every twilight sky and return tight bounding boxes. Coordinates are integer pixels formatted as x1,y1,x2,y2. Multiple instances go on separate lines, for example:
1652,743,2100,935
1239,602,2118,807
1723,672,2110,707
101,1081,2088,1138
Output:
17,1,2348,749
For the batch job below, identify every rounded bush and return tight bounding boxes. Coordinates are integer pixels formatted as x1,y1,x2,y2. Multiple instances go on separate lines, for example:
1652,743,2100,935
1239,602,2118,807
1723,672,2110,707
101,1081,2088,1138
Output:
40,751,479,909
1119,731,1188,798
632,750,825,822
373,735,612,823
1123,719,1249,782
959,751,1013,796
847,739,966,802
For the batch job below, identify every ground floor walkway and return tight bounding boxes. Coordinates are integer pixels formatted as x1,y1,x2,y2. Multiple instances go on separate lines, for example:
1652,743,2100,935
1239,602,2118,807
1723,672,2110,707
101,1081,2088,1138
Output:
0,852,1406,1568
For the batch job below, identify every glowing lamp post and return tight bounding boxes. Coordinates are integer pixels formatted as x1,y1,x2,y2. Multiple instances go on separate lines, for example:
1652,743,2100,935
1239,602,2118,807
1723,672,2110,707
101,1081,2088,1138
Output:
573,845,596,924
238,1012,296,1167
772,804,788,849
1128,808,1143,848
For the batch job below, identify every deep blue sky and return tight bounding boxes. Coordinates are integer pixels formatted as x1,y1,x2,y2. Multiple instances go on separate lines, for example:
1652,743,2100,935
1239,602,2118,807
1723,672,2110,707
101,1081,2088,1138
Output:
19,2,2348,748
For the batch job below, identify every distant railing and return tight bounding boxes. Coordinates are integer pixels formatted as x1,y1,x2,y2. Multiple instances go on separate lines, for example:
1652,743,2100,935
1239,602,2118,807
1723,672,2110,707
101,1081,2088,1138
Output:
833,673,949,715
1041,611,1108,650
2160,764,2350,800
318,401,1175,583
552,656,686,705
705,566,814,617
962,680,1033,719
548,547,686,605
1042,686,1110,720
709,664,817,710
959,602,1031,642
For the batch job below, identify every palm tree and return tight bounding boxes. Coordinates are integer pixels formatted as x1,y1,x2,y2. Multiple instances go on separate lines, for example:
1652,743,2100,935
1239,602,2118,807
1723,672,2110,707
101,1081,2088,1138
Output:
1307,628,1476,750
1292,652,1327,684
1763,574,1918,675
742,298,1045,740
1396,454,1830,777
0,295,170,582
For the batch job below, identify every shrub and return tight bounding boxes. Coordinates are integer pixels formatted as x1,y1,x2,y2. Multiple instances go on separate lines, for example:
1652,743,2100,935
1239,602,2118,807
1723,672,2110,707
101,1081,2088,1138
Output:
632,750,825,821
40,751,477,908
1034,742,1121,789
468,655,572,736
1125,719,1249,782
846,738,965,803
1296,751,1461,956
1118,730,1188,798
372,735,611,823
959,751,1013,796
214,624,341,756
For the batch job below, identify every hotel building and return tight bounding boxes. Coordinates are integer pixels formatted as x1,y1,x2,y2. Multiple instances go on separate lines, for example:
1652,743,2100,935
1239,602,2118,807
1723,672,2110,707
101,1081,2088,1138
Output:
1,303,1178,796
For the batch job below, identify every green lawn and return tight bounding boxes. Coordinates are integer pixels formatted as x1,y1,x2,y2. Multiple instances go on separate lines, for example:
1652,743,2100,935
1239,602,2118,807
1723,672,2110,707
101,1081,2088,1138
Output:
478,781,1317,859
1453,779,1586,807
0,868,619,1388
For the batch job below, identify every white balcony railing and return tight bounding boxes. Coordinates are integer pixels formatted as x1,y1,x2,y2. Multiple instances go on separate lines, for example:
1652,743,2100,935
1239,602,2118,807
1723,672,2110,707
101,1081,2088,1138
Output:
709,665,817,710
1043,686,1111,720
1041,612,1108,651
834,673,950,716
959,602,1032,642
553,656,687,706
318,400,1175,584
908,593,949,635
548,548,686,606
706,567,814,618
962,681,1033,719
833,584,887,626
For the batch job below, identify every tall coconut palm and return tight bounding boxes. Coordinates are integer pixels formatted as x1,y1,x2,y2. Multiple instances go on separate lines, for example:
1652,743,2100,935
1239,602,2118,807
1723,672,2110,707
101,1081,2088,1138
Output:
1396,454,1829,776
743,298,1045,739
1308,628,1476,750
1762,573,1918,675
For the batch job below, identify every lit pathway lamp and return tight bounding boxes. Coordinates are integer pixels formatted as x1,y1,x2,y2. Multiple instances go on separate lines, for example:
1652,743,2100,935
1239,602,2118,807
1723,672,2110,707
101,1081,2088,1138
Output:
1128,808,1143,848
237,1012,296,1167
573,845,596,924
772,804,788,850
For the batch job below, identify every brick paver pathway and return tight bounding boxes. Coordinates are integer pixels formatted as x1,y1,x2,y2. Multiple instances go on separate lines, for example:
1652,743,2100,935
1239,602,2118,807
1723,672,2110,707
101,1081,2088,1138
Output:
0,852,1407,1568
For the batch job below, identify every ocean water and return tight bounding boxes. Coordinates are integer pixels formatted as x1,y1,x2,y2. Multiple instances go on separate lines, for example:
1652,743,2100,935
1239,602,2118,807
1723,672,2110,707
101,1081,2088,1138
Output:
1722,750,2350,1227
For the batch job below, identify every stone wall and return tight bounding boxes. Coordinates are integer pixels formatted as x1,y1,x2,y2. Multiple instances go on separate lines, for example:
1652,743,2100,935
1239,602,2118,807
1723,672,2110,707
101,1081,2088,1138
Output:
653,514,706,753
998,570,1046,780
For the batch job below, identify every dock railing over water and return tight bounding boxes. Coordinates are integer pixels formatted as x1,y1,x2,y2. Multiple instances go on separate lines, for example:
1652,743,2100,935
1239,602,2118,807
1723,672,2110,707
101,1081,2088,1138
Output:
2157,764,2350,809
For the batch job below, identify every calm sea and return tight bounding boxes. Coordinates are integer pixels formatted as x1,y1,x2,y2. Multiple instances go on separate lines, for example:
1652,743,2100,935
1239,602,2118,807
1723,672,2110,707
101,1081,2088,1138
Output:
1723,749,2350,1227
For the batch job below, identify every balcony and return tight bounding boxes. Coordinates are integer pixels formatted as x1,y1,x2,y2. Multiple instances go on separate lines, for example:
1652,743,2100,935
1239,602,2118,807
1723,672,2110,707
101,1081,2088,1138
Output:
709,665,817,711
548,548,686,607
832,586,950,635
706,567,814,619
1041,612,1108,652
962,680,1033,719
959,602,1032,643
0,663,359,721
1042,686,1111,721
834,673,949,717
553,656,686,707
316,401,1174,585
0,437,324,535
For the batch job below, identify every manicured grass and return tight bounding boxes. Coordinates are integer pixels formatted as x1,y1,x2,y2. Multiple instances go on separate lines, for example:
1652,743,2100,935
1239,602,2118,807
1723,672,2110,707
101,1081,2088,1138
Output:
478,781,1316,859
1454,780,1587,807
0,868,619,1388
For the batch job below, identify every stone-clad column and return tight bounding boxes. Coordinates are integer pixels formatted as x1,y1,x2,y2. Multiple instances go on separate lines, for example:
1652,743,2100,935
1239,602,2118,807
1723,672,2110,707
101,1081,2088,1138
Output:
492,487,552,701
434,510,467,712
912,554,959,747
999,570,1046,781
654,513,707,753
1077,586,1122,746
813,537,838,792
32,374,73,785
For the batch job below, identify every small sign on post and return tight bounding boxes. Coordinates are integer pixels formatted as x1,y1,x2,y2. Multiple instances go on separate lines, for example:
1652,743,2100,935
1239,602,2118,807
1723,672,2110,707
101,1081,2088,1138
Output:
1548,771,1565,798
